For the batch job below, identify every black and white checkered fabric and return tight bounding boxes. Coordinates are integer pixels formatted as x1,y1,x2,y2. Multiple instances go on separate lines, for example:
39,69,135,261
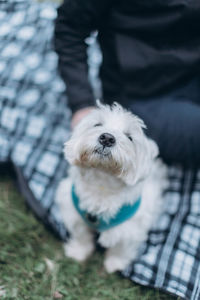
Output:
123,168,200,299
0,1,199,299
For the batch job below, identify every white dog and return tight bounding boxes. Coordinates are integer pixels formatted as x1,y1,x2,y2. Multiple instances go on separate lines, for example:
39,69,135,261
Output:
56,101,168,273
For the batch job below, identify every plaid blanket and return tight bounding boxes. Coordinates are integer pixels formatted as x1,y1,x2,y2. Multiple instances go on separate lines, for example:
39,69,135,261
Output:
0,1,200,299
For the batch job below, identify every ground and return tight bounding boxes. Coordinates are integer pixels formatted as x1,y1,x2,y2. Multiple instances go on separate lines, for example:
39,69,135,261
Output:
0,176,179,300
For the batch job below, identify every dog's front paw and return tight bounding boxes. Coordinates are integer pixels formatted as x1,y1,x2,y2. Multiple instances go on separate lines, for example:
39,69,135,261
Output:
104,255,127,273
63,239,94,262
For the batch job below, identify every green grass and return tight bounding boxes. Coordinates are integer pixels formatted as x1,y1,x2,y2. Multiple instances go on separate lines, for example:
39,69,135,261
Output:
0,177,178,299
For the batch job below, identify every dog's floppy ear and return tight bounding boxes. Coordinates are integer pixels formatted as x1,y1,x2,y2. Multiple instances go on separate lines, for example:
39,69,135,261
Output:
146,138,159,160
122,136,159,186
63,137,78,164
63,113,92,164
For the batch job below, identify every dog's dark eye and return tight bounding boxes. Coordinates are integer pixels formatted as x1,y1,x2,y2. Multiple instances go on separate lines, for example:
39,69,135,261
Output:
94,123,102,127
125,133,133,142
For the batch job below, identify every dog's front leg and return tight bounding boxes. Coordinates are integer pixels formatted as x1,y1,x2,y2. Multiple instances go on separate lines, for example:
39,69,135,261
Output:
56,179,95,262
99,227,140,273
64,224,94,262
98,229,131,273
103,240,139,273
98,227,122,248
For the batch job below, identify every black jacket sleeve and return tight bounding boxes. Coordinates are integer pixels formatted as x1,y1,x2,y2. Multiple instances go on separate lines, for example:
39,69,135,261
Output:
131,98,200,167
54,0,111,113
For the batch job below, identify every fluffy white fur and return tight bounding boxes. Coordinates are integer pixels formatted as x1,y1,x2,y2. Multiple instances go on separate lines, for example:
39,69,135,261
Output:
56,102,168,273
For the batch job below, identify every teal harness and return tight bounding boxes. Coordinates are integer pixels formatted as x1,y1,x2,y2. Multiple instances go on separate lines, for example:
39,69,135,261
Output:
71,184,141,232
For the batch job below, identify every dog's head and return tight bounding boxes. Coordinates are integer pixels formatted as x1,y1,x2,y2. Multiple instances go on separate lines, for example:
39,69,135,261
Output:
64,101,158,186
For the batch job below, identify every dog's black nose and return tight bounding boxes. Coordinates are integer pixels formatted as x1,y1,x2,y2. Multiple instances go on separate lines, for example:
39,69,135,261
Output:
98,133,116,147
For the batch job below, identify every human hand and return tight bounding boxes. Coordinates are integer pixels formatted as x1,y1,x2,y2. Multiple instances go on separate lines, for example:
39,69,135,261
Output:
71,107,95,129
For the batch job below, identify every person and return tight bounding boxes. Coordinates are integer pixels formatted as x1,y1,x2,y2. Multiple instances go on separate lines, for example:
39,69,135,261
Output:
54,0,200,167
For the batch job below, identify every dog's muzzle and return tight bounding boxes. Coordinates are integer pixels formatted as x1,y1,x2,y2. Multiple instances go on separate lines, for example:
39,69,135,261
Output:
98,133,116,147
